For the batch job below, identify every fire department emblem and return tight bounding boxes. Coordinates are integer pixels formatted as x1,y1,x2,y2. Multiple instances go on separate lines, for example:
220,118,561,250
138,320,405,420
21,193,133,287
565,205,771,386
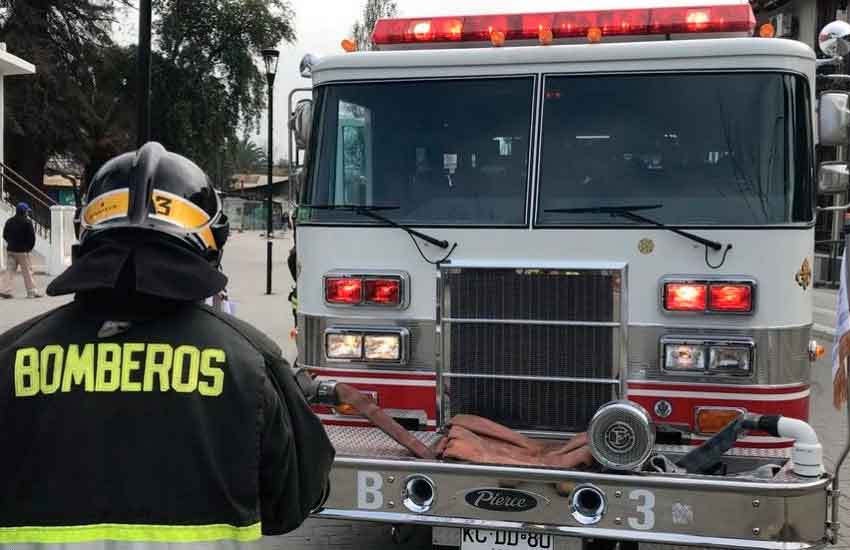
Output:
638,238,655,255
795,258,812,291
654,400,673,419
672,502,694,526
605,421,636,453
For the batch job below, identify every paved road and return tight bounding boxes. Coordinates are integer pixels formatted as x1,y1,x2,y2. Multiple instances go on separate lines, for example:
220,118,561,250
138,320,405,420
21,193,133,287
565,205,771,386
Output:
2,232,850,549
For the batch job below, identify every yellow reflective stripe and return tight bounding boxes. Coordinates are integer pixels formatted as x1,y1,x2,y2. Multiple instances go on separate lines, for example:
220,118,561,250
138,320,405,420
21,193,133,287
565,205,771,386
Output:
150,190,217,249
0,522,262,544
83,189,130,225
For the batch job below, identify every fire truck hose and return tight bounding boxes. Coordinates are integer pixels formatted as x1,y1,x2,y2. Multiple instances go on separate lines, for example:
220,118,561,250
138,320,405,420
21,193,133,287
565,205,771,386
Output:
334,383,437,459
435,415,594,468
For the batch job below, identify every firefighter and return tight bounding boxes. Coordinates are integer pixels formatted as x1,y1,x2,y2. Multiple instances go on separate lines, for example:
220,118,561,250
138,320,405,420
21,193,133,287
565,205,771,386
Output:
0,142,334,545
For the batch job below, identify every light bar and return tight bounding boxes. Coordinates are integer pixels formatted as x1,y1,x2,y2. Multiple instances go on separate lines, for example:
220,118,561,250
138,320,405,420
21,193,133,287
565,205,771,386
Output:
373,5,755,46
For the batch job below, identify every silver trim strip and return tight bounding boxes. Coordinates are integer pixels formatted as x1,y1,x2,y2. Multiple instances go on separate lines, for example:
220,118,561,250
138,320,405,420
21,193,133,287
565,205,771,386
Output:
312,510,821,550
444,318,620,327
330,456,830,493
444,372,619,385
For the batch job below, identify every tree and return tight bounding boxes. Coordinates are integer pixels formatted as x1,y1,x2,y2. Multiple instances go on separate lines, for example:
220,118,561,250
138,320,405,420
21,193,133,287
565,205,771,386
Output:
152,0,295,178
0,0,121,188
230,134,267,173
351,0,397,51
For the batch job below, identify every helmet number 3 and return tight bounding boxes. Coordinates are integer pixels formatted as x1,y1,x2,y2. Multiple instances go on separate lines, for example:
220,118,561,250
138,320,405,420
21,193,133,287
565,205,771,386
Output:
627,489,655,531
155,196,173,216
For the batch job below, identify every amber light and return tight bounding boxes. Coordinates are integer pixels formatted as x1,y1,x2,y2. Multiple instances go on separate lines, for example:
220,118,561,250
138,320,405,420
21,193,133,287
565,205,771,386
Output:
325,278,363,304
365,279,401,305
709,284,753,313
695,408,743,435
341,38,358,52
664,283,707,311
759,22,776,38
335,391,378,416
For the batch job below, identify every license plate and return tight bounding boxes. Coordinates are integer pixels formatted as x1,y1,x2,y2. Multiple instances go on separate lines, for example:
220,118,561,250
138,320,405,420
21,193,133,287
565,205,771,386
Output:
461,529,553,550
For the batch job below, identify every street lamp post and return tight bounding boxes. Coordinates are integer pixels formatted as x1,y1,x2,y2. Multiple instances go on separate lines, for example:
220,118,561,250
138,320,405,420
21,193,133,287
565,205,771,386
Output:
137,0,152,147
262,48,280,296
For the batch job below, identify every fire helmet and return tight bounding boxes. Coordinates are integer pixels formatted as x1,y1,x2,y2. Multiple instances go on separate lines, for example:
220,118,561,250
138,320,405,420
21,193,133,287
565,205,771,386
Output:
78,142,229,264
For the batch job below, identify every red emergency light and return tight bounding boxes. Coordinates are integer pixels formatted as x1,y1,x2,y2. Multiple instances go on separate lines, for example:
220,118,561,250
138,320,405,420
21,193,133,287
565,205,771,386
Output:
708,284,753,313
372,5,756,46
663,279,755,313
664,282,708,312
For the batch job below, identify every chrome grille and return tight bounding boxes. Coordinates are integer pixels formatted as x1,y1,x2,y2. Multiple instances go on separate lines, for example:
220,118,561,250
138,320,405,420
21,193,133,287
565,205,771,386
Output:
439,266,624,434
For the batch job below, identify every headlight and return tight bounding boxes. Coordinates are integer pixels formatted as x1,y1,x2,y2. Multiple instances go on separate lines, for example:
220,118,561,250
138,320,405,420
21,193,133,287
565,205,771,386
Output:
708,345,751,376
364,335,401,361
661,337,754,377
663,343,707,371
326,333,363,359
325,328,408,363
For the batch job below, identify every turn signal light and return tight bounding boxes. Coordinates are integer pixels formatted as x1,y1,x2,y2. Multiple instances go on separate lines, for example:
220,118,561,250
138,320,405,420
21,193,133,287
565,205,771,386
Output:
664,283,707,311
695,408,743,435
709,284,753,313
325,277,362,304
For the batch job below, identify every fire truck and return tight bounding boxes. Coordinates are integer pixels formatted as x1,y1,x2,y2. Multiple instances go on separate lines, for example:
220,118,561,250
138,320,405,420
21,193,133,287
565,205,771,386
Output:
286,1,850,548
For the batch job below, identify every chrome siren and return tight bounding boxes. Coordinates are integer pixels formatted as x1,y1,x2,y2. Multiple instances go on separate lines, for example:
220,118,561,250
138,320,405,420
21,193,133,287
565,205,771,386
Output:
588,401,655,471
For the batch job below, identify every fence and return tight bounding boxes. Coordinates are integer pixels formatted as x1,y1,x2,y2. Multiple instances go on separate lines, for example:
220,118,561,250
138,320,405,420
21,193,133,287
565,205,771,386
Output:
223,198,288,232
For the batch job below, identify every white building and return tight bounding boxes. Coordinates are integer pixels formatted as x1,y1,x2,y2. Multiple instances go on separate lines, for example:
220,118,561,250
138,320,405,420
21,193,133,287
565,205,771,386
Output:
0,43,35,169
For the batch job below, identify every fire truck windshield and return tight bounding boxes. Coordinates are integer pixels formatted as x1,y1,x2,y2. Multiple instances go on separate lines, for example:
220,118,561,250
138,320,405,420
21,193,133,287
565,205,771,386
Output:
537,72,813,227
305,77,534,226
302,72,813,228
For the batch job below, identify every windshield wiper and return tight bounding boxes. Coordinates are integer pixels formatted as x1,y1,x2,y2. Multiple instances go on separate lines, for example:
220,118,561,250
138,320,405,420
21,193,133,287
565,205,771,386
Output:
544,204,723,251
303,204,450,249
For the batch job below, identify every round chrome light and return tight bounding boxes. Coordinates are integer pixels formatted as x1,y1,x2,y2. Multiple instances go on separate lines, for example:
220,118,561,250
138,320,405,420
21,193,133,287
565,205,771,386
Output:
570,485,606,525
403,475,436,513
588,400,655,471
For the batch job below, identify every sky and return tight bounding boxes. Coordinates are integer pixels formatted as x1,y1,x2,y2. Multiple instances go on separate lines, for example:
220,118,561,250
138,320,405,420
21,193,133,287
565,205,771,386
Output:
112,0,745,160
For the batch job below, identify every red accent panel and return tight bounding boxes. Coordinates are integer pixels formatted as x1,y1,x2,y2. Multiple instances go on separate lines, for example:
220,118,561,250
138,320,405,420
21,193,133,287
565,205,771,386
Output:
628,381,808,394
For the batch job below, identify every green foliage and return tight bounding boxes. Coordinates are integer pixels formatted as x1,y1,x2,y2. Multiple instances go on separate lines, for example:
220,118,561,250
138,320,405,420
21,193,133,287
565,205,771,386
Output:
351,0,397,51
152,0,295,177
230,134,267,173
0,0,121,186
1,0,295,189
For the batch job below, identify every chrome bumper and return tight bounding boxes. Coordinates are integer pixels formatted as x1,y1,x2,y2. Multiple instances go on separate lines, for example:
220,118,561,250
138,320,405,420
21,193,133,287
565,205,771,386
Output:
313,426,832,549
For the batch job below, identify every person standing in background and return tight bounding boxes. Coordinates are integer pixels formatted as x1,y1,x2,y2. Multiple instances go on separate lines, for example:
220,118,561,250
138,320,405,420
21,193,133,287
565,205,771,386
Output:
0,202,41,299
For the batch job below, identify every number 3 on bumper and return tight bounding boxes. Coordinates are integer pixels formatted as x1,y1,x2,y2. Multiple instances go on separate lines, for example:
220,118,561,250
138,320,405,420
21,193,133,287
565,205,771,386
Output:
628,490,655,530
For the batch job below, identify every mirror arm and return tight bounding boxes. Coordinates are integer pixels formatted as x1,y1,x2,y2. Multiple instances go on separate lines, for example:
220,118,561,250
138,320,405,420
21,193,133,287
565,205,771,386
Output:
818,57,844,68
819,204,850,212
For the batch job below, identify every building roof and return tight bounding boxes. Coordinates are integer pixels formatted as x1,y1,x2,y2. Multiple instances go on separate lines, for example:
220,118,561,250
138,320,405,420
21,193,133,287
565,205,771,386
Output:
230,173,289,189
0,44,35,76
43,175,79,188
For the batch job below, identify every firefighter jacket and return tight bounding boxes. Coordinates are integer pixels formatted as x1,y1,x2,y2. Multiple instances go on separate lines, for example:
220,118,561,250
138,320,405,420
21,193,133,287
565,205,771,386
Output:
0,290,335,546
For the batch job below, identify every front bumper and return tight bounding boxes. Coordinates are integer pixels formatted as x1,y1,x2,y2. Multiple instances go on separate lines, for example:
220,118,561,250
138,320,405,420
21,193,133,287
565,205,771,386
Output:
313,426,832,549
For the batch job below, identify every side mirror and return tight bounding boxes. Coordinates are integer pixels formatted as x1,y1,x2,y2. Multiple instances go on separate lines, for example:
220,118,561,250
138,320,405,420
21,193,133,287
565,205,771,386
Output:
819,92,850,146
820,20,850,58
291,99,313,150
819,161,850,195
300,54,319,79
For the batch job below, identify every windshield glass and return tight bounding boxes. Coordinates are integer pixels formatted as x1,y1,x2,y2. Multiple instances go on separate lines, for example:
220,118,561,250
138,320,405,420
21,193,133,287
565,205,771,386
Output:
537,73,813,226
302,77,535,225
